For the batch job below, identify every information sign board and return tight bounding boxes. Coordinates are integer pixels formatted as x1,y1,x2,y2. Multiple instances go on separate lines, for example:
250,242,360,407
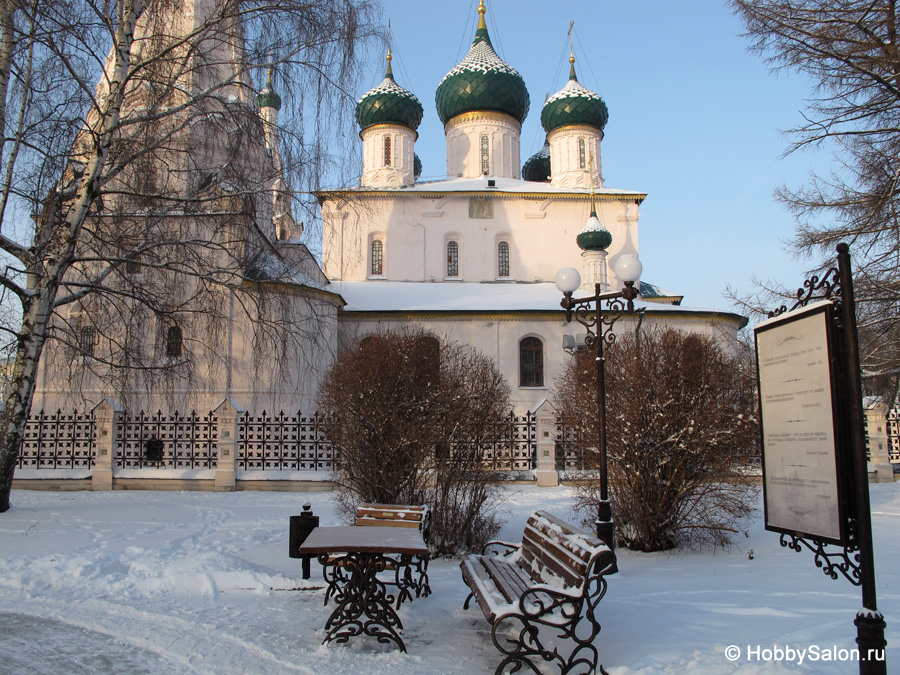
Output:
755,301,848,545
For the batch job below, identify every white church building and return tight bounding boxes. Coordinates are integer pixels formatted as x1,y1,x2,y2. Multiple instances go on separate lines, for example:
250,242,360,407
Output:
317,1,746,414
29,0,745,420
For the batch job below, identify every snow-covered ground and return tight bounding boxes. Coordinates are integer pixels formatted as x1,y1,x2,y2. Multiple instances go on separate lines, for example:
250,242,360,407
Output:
0,483,897,674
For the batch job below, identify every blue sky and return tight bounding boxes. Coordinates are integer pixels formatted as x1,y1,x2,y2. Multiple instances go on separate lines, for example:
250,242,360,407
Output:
355,0,826,314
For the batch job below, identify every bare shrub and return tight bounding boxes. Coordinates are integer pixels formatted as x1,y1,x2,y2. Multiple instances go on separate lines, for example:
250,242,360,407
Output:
556,328,759,552
318,327,512,555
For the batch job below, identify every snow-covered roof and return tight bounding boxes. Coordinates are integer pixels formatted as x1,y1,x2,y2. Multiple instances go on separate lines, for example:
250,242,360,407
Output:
317,176,646,201
332,281,745,324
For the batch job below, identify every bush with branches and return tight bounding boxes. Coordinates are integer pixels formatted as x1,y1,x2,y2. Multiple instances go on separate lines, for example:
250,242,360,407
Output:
318,327,513,555
556,328,759,551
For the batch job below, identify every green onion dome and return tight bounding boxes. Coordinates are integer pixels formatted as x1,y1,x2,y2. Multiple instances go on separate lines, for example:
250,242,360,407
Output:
435,1,529,125
414,154,422,180
576,211,612,251
356,52,424,131
256,69,281,111
522,139,551,182
541,57,608,133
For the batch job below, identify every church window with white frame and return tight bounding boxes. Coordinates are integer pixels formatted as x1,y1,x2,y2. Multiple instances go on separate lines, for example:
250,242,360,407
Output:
519,337,544,387
79,325,95,358
447,240,459,277
165,325,183,359
579,138,586,169
383,135,392,167
498,240,510,278
481,135,490,175
371,238,384,276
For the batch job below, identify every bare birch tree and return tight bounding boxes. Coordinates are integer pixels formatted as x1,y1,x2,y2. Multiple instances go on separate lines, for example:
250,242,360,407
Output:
731,0,900,402
0,0,377,512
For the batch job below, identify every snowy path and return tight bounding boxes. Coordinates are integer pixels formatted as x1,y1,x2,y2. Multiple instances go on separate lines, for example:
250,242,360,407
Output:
0,484,897,673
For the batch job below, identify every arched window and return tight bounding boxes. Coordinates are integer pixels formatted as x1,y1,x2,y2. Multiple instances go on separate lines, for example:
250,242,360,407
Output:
371,239,384,276
125,252,142,275
498,241,510,278
579,138,586,169
165,325,183,358
481,135,490,175
383,135,392,167
79,326,95,358
520,337,544,387
447,240,459,277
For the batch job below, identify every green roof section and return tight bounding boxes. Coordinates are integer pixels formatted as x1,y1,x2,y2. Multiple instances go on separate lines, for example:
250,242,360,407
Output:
435,1,529,125
522,139,551,182
256,69,282,111
541,59,608,133
356,51,424,131
577,212,612,251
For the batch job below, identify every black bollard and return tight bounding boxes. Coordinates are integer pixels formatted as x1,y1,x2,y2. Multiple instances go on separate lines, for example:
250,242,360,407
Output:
289,503,319,579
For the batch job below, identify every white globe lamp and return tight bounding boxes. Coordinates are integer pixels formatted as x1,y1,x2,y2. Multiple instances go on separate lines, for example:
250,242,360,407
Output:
612,254,642,284
554,267,582,294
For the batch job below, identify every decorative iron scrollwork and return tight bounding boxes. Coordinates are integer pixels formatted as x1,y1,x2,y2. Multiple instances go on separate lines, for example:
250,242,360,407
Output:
768,267,841,318
779,532,862,586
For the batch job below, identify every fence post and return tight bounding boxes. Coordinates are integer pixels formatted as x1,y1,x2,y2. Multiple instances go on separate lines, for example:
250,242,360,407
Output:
213,398,243,491
864,400,895,483
91,398,123,491
533,400,559,487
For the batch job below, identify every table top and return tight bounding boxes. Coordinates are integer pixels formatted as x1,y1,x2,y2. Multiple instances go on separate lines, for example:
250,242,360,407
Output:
296,526,429,556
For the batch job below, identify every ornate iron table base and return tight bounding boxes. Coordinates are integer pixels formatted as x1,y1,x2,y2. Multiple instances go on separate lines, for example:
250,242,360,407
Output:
319,551,409,652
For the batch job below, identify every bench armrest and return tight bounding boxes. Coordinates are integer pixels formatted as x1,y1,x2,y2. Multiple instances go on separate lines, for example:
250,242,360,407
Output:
482,540,521,557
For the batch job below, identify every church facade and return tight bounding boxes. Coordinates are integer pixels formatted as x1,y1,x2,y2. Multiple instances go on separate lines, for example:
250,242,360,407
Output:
319,1,746,414
30,0,745,421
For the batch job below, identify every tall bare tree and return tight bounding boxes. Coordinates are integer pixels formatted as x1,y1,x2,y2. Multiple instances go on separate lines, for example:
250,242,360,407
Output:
0,0,377,512
731,0,900,402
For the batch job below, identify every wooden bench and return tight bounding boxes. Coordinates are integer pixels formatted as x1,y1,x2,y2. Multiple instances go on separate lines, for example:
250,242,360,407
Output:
324,503,431,608
357,504,431,603
460,510,616,674
355,503,431,545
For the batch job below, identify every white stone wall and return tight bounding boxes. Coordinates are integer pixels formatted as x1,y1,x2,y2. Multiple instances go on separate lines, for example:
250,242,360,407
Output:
548,125,604,189
444,112,522,179
360,124,418,187
321,191,641,286
338,310,745,414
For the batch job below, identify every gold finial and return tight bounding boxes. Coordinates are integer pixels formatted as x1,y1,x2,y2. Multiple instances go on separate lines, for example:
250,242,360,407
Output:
477,0,487,29
568,22,577,80
386,20,393,77
266,68,273,86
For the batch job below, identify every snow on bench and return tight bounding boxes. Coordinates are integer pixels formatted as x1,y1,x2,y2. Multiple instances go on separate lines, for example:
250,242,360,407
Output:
460,510,616,674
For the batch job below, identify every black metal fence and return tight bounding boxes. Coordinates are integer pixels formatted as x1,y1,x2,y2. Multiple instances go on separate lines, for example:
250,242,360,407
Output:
237,410,333,471
118,410,217,469
16,409,95,469
886,409,900,463
16,408,538,473
555,419,588,471
448,411,537,471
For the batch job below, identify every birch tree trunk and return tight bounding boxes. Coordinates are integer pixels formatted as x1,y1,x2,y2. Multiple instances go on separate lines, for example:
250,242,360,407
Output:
0,0,375,512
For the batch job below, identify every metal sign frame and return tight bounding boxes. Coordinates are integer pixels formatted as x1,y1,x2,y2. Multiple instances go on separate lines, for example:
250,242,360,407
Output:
755,301,850,546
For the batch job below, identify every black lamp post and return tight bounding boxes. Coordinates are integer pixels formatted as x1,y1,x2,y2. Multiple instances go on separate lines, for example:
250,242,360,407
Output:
555,256,642,555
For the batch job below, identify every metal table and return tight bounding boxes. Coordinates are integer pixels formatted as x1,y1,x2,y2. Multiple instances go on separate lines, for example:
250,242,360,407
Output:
296,526,429,652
